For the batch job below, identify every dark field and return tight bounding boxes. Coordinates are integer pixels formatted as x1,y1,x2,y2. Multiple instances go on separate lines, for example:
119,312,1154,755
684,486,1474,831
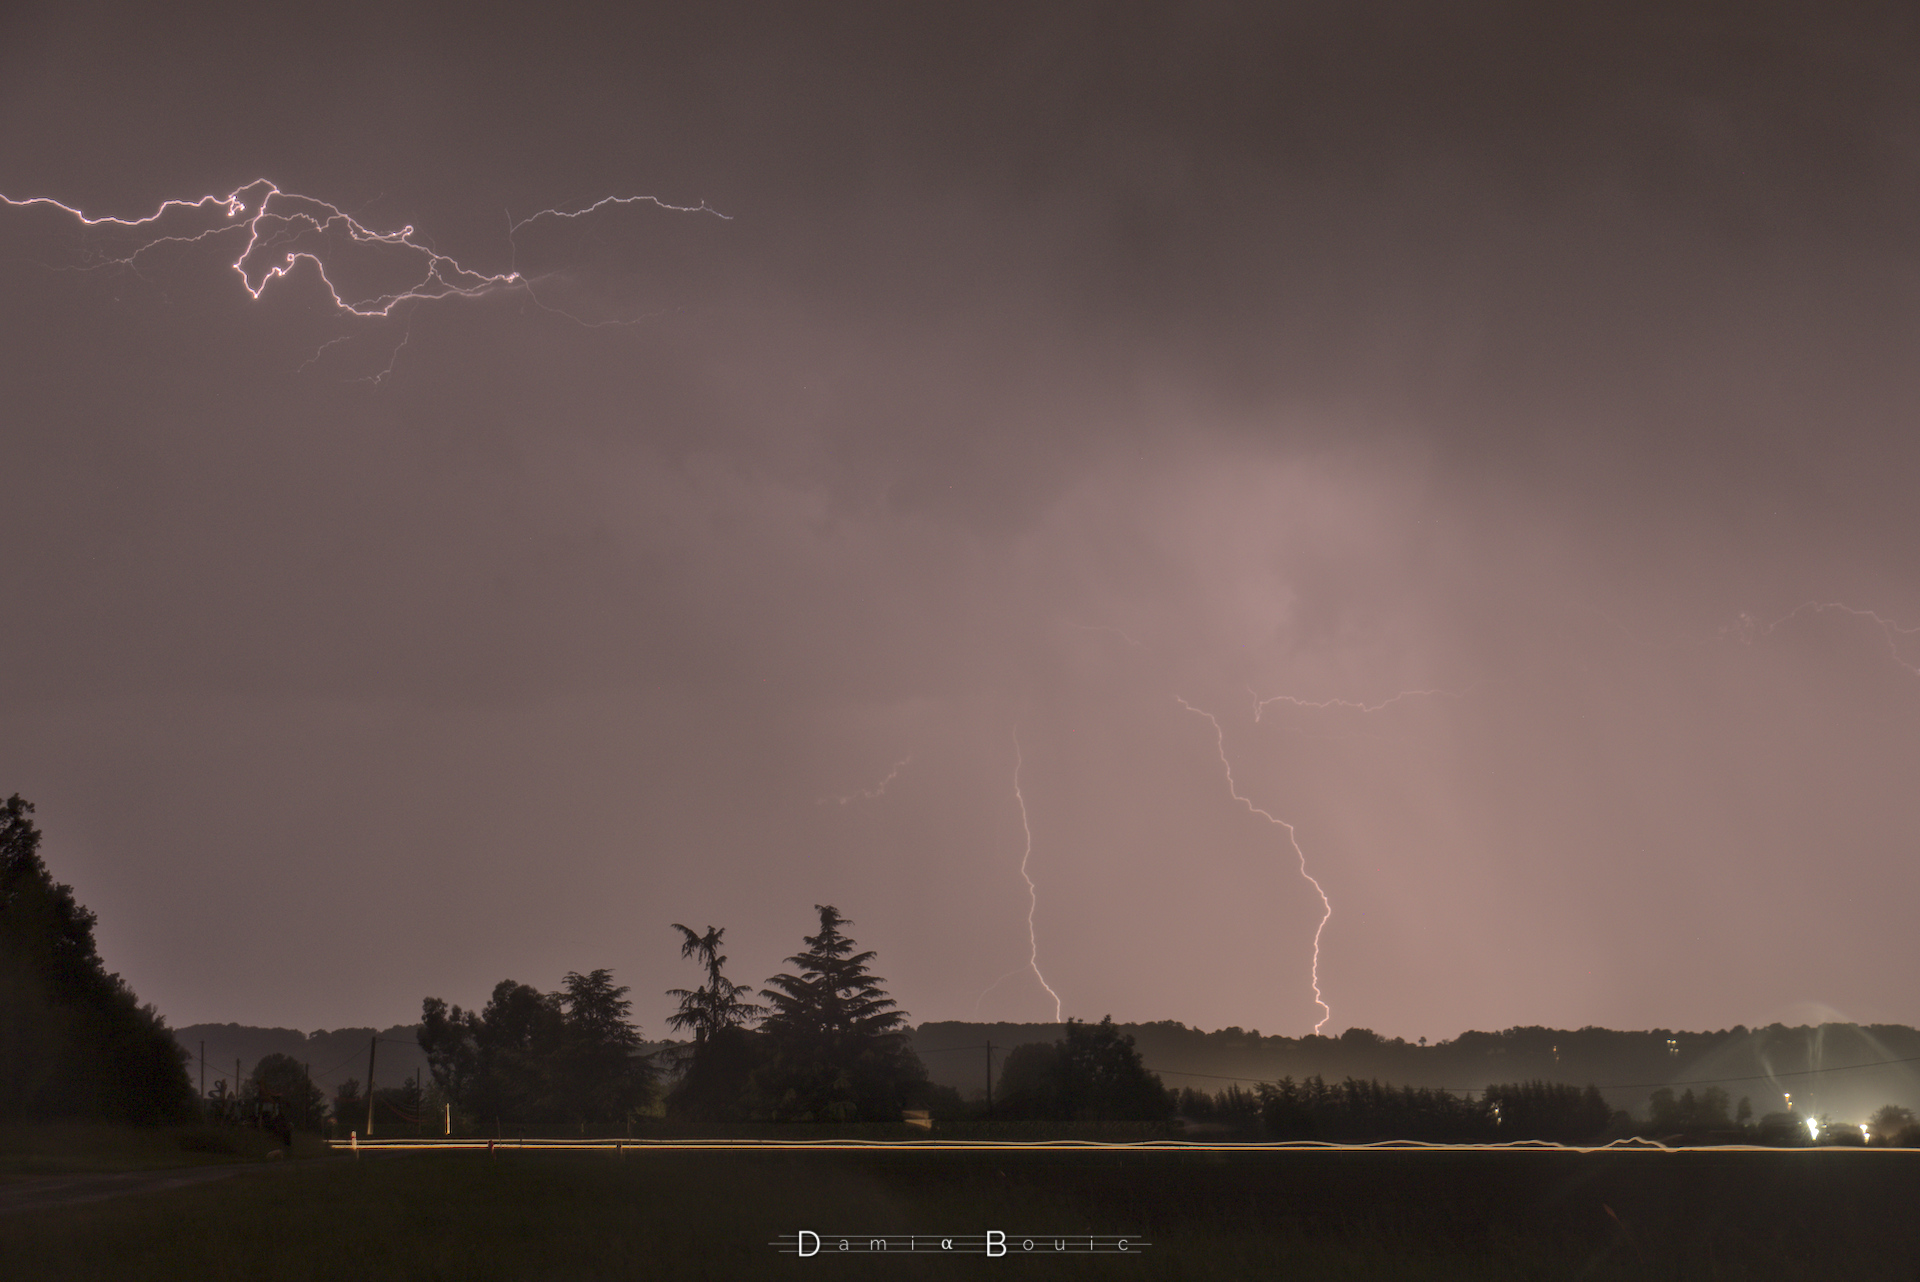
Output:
3,1143,1918,1280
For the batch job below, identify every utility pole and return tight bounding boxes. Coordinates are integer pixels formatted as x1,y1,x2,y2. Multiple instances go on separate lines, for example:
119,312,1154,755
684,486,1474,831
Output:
365,1036,378,1137
199,1041,205,1104
985,1041,994,1112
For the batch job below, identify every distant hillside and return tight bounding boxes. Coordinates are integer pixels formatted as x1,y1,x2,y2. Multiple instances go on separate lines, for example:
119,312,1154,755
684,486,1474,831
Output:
173,1023,426,1098
908,1021,1920,1121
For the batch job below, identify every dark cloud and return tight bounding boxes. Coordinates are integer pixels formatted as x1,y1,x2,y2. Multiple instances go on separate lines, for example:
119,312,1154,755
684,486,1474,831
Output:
3,2,1918,1039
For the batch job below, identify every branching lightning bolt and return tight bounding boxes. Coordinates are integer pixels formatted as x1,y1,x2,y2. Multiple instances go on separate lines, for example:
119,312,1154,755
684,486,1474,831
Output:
1065,619,1154,652
1179,697,1333,1035
1251,684,1469,722
2,179,727,323
974,727,1062,1021
818,755,912,807
1745,602,1920,679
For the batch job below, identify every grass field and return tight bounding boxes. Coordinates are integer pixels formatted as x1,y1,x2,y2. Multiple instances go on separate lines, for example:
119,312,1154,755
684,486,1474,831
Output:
0,1122,328,1178
4,1138,1918,1279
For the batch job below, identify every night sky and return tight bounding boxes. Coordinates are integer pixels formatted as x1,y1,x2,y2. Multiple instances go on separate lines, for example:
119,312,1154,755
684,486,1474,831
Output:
5,2,1919,1043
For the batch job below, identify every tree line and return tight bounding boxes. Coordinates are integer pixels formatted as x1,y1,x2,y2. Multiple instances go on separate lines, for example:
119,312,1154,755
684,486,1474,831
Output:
1174,1075,1612,1143
413,905,937,1128
8,790,1916,1146
0,796,195,1123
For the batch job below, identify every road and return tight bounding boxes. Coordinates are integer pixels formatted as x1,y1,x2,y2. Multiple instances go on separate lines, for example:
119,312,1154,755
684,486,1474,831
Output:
0,1161,311,1216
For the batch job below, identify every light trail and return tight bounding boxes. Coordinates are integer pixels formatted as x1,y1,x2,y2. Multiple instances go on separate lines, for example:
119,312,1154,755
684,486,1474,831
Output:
327,1136,1899,1154
1179,698,1333,1035
1,179,726,321
819,755,912,807
975,728,1062,1021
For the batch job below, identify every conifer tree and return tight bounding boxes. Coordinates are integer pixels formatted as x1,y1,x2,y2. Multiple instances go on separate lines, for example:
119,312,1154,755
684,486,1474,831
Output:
664,924,764,1121
753,905,924,1122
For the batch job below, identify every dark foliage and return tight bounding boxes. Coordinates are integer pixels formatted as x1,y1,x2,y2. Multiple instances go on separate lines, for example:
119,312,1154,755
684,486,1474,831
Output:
417,970,655,1127
665,924,764,1044
991,1041,1063,1118
666,1024,767,1122
752,905,926,1122
250,1052,330,1131
1647,1084,1734,1135
990,1018,1173,1122
1486,1080,1614,1143
1058,1017,1174,1122
1175,1083,1264,1130
553,969,655,1126
332,1077,362,1128
1254,1074,1615,1143
0,795,195,1122
664,924,767,1122
1261,1075,1492,1141
1868,1104,1916,1145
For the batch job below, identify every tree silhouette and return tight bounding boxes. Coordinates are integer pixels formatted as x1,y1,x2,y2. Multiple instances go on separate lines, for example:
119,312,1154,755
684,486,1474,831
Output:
0,794,194,1122
993,1041,1063,1118
1259,1075,1494,1142
753,905,924,1122
1057,1017,1173,1122
555,969,654,1128
990,1019,1172,1122
1648,1085,1732,1135
420,970,653,1128
666,923,764,1043
1869,1104,1917,1144
470,980,566,1123
664,924,764,1122
1484,1080,1612,1143
420,996,479,1105
251,1053,329,1132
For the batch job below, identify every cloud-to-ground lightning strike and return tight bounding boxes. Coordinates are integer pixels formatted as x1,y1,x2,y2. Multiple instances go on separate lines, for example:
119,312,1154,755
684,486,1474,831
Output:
818,756,912,807
1179,697,1334,1035
974,728,1063,1021
2,179,727,320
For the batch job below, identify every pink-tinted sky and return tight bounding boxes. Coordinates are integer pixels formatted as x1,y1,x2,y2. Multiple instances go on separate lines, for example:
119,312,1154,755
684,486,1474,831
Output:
3,2,1918,1043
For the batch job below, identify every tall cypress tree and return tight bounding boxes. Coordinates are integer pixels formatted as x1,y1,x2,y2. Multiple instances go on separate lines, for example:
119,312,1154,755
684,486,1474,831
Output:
0,794,195,1122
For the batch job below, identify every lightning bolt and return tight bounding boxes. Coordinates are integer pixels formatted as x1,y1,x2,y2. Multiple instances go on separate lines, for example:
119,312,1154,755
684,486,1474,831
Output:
2,179,726,322
975,727,1062,1021
1250,684,1469,722
1065,619,1154,652
353,315,414,386
1179,697,1333,1035
818,755,912,807
1748,602,1920,679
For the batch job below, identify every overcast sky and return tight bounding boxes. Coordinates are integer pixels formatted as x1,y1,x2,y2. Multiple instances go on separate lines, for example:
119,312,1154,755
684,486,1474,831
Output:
4,1,1919,1043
